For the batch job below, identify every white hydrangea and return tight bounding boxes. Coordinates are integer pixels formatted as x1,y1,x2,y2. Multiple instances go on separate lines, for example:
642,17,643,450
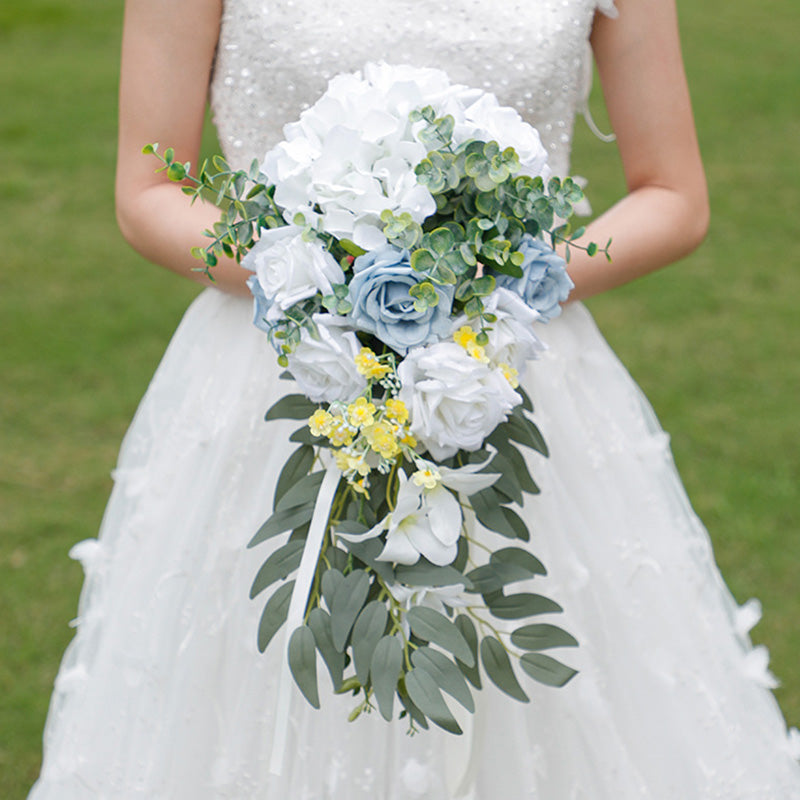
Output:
260,63,549,249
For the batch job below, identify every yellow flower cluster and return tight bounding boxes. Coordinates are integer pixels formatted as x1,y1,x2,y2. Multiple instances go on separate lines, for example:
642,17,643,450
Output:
453,325,489,364
354,347,392,379
498,361,520,388
454,326,520,389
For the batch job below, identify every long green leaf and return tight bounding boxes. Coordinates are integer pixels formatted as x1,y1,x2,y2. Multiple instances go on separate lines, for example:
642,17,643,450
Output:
249,540,304,598
469,488,517,538
520,653,578,687
510,624,578,651
395,559,471,589
506,411,548,456
406,607,474,667
307,608,345,691
491,547,547,577
288,625,320,708
398,686,430,730
275,470,326,512
330,570,370,651
405,668,462,734
370,636,403,721
321,568,344,612
485,451,523,505
257,580,294,652
454,615,482,688
480,636,529,703
249,503,315,548
488,437,538,495
411,646,475,713
486,593,562,620
338,537,395,583
265,394,320,421
273,445,314,506
351,602,389,685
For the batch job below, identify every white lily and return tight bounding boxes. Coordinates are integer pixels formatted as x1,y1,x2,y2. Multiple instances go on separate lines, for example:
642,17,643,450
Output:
338,458,500,566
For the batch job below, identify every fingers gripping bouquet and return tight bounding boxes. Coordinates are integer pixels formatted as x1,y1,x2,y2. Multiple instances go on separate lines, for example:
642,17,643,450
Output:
147,63,608,738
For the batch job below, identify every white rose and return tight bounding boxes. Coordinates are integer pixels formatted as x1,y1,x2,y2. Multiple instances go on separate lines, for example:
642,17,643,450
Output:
243,226,343,321
452,287,546,375
453,92,550,179
287,315,367,404
397,342,521,460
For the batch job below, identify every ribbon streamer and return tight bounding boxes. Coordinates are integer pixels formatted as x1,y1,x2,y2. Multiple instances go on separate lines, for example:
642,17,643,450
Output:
269,455,341,776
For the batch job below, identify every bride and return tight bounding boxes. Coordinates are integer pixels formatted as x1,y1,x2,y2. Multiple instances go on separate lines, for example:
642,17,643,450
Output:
29,0,800,797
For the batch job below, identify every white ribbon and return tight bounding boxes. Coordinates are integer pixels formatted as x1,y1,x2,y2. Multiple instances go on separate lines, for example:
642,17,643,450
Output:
269,455,341,776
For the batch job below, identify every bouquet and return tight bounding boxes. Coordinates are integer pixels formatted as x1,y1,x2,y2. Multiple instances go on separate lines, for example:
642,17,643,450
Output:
147,63,608,739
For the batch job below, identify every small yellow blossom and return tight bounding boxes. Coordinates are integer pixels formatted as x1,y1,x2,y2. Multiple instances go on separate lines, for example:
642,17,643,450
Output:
354,347,392,379
363,422,400,459
499,361,520,389
412,467,441,489
346,396,377,428
399,430,418,448
308,408,334,437
454,325,477,349
352,478,370,497
326,416,355,447
384,398,409,425
466,342,490,364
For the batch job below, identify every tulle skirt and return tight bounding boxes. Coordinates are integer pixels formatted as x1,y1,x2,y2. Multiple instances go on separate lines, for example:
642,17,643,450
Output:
29,288,800,799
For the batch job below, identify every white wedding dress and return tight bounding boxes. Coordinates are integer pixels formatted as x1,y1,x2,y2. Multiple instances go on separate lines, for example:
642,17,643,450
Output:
29,1,800,798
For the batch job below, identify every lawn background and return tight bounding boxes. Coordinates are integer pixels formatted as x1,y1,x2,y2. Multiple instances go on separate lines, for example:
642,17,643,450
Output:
1,0,798,795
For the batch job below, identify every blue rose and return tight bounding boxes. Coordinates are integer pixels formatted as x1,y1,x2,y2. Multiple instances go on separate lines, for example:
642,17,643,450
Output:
348,245,455,355
247,274,273,334
495,234,574,321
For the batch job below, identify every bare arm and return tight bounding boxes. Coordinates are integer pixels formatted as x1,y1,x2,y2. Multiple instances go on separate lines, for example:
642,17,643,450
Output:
566,0,709,301
115,0,250,295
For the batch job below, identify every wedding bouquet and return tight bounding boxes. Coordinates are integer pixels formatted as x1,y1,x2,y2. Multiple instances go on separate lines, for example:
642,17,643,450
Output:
147,63,607,738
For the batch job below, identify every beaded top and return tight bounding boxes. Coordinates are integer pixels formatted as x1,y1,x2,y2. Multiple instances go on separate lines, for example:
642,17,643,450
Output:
210,0,616,175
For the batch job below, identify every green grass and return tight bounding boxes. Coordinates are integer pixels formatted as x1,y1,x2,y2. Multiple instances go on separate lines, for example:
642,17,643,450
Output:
1,0,798,796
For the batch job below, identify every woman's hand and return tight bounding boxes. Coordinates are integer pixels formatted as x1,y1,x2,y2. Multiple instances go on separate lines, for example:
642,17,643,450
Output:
115,0,250,295
566,0,710,302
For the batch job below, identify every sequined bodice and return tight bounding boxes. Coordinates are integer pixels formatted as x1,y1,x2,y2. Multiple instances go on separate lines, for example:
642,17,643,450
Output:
210,0,616,175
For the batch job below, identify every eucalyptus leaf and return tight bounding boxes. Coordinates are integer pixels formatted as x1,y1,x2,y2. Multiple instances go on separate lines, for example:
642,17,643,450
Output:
395,559,471,589
406,607,474,667
486,592,563,620
339,537,395,583
265,394,320,421
288,625,320,708
412,646,475,712
519,652,578,687
330,570,371,651
249,540,304,599
506,412,549,456
491,547,547,578
308,608,345,690
510,624,578,651
480,636,529,703
257,580,294,652
370,636,404,721
398,686,430,731
405,668,462,734
321,568,344,612
248,503,315,548
273,444,315,503
288,426,326,446
351,602,389,685
454,614,482,688
275,470,326,512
